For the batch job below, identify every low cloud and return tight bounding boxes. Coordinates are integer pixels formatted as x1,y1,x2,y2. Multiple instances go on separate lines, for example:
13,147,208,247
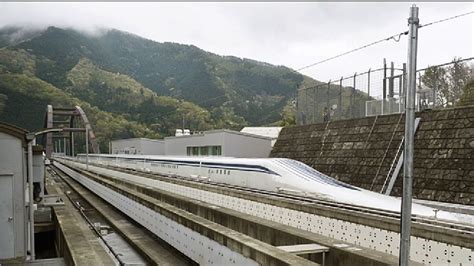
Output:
0,2,471,81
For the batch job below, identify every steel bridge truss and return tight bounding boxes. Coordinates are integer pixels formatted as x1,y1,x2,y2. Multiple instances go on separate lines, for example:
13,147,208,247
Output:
44,105,99,158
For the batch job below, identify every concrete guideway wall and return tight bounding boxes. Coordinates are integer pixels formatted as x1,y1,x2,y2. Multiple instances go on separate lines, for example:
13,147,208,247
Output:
58,159,473,265
271,106,474,205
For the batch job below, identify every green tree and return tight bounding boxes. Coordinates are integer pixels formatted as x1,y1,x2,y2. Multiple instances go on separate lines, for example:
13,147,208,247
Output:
459,79,474,106
421,66,448,106
447,58,472,105
421,58,473,107
279,100,296,126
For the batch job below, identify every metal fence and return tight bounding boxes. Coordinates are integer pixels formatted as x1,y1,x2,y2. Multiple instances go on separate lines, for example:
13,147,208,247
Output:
296,57,473,125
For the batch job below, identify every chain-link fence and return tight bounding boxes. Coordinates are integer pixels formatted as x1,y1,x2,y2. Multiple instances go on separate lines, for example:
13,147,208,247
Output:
296,57,473,125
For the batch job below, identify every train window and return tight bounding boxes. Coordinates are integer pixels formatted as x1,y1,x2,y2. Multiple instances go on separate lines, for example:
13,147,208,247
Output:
228,170,230,175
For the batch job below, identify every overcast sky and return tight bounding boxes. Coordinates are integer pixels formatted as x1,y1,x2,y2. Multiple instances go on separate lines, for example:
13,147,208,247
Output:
0,2,472,84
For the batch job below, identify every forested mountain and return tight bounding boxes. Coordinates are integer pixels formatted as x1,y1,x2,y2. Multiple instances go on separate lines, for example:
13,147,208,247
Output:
0,25,346,148
9,26,308,123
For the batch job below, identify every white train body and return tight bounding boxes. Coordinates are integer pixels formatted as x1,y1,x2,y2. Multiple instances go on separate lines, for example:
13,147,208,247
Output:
74,154,473,224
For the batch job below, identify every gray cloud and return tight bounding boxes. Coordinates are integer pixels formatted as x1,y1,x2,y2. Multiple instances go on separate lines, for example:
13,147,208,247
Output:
0,2,472,82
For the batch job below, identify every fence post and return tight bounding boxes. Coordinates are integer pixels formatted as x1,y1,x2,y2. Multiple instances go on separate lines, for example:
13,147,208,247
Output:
296,84,300,125
367,68,371,100
383,58,387,99
301,88,309,125
389,61,395,98
418,73,422,111
434,69,438,107
312,86,316,124
402,63,407,109
327,80,331,110
351,72,356,118
339,77,343,119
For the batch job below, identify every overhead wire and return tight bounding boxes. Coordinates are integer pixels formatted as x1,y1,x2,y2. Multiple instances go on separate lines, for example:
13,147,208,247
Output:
295,10,474,73
296,31,409,72
419,10,474,29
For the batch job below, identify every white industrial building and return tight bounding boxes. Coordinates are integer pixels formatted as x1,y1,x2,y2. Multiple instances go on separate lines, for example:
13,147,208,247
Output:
111,128,275,158
240,127,282,146
164,129,273,158
110,138,164,155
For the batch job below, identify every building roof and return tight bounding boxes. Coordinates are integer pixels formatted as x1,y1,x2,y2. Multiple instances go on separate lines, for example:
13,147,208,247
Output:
165,129,272,141
240,127,282,139
0,121,28,145
111,137,164,143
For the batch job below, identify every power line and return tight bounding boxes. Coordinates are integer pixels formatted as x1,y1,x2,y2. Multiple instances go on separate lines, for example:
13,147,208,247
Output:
419,10,474,29
296,31,408,72
295,10,474,73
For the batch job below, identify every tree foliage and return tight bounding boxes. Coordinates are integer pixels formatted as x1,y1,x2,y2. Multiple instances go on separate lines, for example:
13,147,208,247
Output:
459,78,474,106
421,58,473,107
0,73,159,151
279,100,296,126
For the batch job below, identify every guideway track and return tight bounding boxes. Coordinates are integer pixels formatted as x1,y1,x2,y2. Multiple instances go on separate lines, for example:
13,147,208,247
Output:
48,164,192,265
58,158,473,265
88,160,474,236
53,160,319,266
56,161,404,265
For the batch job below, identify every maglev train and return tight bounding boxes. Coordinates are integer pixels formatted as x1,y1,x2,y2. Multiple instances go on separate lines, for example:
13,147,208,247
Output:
74,154,473,224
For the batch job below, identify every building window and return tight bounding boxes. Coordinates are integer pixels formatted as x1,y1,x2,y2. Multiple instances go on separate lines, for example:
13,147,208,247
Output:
186,145,222,156
211,146,221,156
200,146,209,156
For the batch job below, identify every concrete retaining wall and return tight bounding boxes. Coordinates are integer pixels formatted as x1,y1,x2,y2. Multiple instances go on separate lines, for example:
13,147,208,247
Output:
270,106,474,205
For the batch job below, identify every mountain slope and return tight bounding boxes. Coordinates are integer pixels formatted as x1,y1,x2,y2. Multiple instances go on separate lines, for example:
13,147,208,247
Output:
0,25,369,149
66,58,215,134
0,73,159,151
9,26,307,125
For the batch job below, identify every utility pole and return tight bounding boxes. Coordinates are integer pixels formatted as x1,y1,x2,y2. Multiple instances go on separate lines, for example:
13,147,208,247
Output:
339,77,343,118
400,5,419,266
26,133,35,260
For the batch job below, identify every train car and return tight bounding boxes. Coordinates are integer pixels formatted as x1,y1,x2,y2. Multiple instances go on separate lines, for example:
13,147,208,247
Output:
73,154,472,224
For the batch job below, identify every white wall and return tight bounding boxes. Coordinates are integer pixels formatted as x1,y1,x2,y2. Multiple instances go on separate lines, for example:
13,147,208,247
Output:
0,132,26,259
223,133,272,158
164,131,272,158
139,139,165,155
165,133,225,156
112,138,164,155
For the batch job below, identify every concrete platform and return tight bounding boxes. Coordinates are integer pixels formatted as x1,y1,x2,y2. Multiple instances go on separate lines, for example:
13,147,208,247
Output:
44,174,117,265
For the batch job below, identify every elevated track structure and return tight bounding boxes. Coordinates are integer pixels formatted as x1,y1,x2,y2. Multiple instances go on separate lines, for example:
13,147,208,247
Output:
52,156,474,265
